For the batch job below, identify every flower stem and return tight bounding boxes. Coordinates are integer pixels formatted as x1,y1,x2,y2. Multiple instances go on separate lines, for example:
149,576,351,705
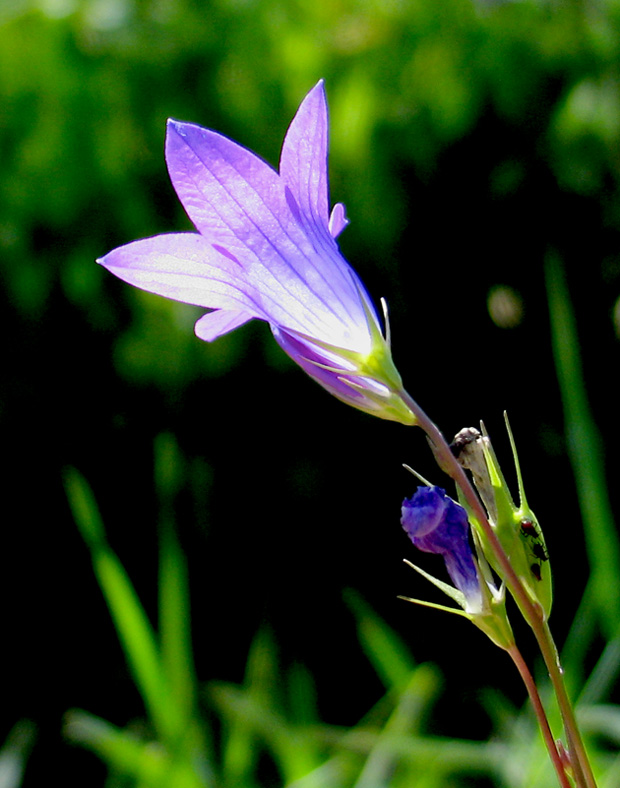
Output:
399,389,596,788
507,644,572,788
539,620,597,788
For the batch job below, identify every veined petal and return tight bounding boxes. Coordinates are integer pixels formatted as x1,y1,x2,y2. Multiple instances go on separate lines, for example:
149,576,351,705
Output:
98,233,263,317
165,114,372,349
279,80,331,243
99,232,350,342
165,119,287,251
402,487,483,613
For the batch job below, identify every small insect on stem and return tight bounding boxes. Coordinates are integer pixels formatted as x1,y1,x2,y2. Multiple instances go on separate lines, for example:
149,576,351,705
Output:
520,518,539,539
531,563,542,582
520,518,549,565
532,543,549,562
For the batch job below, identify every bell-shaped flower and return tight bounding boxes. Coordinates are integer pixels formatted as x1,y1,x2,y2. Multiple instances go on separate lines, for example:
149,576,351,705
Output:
401,485,514,650
97,81,415,425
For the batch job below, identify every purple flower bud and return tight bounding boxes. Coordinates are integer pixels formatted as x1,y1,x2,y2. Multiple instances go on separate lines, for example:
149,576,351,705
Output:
401,487,482,612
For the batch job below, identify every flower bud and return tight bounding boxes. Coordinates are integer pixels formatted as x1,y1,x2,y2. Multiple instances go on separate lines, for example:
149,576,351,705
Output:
401,485,514,650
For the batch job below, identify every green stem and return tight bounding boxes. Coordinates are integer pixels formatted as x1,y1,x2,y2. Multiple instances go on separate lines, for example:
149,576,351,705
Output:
540,620,597,788
507,644,572,788
399,390,596,788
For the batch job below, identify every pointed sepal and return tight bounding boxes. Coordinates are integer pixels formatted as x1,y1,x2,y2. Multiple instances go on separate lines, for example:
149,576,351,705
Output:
451,418,552,621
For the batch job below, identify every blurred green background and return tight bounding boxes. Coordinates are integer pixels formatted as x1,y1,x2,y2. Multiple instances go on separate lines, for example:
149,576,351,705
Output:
4,0,620,784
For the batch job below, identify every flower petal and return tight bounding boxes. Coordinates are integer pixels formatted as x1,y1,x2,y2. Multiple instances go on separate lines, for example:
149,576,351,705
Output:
165,117,372,349
279,80,331,242
97,233,264,316
402,487,482,612
195,309,254,341
165,118,287,251
328,203,349,238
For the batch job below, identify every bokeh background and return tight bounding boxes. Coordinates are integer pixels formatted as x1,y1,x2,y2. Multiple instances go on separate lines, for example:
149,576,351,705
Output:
3,0,620,784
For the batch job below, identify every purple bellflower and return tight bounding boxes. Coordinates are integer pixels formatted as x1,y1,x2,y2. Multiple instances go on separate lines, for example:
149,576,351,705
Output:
402,486,483,613
400,484,514,649
98,81,415,425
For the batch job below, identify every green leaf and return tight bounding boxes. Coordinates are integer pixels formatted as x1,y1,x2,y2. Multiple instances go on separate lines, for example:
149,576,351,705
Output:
64,468,180,742
344,589,416,691
545,254,620,642
154,434,199,730
64,710,204,788
219,628,277,784
211,683,321,783
352,667,442,788
0,720,36,788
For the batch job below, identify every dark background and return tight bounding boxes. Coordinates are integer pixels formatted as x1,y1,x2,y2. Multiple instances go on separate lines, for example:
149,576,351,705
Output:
2,0,620,782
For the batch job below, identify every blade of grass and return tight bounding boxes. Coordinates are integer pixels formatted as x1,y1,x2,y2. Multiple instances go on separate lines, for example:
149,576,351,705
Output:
217,627,325,785
211,683,322,783
64,468,181,742
352,667,442,788
287,661,319,727
578,631,620,707
154,434,199,730
219,627,276,783
545,253,620,643
315,724,506,777
64,710,202,788
0,720,36,788
343,589,416,691
154,434,215,780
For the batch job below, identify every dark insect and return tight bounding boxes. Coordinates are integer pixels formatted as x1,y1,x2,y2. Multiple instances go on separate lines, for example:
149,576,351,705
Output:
532,543,549,562
530,563,542,581
520,519,539,539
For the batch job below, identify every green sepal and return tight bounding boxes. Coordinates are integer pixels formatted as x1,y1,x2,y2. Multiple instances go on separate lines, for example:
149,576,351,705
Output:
453,420,553,621
401,560,515,652
469,582,516,651
403,559,468,608
399,595,471,618
504,416,553,620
